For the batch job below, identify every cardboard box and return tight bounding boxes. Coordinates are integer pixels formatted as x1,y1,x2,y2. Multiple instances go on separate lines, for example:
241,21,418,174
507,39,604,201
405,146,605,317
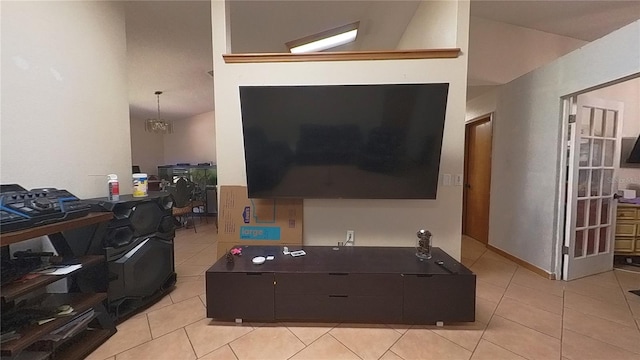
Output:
217,186,302,258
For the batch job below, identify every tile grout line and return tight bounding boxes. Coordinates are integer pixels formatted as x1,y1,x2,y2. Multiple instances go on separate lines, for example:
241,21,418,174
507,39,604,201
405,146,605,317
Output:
325,331,365,360
614,269,640,333
109,325,182,359
284,325,332,360
180,327,199,359
95,313,157,358
227,344,240,360
564,274,637,322
149,298,207,339
287,322,341,351
563,281,640,356
418,326,475,356
378,324,412,360
468,262,519,357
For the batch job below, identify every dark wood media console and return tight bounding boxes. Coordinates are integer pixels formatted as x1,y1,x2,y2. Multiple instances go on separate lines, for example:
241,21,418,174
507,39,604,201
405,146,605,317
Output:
205,246,476,324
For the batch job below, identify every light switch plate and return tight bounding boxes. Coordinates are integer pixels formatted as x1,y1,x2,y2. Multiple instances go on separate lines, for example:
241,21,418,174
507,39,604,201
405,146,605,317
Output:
443,174,452,186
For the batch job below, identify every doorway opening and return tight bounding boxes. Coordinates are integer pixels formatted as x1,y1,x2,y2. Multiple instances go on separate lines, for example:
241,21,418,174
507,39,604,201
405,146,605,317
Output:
558,75,640,280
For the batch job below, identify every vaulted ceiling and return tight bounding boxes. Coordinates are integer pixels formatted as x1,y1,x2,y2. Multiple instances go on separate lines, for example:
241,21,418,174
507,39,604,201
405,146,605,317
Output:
124,1,640,122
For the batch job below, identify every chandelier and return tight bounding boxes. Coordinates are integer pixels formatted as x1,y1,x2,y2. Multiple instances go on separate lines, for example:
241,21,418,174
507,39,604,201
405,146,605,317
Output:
145,91,173,134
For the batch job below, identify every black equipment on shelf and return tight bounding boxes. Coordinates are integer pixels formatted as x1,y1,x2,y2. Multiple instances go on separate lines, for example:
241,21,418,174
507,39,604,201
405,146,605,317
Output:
84,193,177,322
0,185,91,233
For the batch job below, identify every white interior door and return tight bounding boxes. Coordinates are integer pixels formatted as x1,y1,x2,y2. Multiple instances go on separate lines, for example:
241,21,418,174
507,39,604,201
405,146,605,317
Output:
563,95,623,281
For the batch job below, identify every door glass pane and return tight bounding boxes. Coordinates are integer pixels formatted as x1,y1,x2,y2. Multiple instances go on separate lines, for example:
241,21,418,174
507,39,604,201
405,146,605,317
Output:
575,230,585,258
592,139,603,167
578,170,589,198
590,169,602,197
602,170,614,196
589,199,600,226
587,228,597,255
604,140,615,166
580,107,592,136
601,199,610,225
579,139,591,167
593,108,604,137
599,227,608,253
576,200,586,228
604,110,617,138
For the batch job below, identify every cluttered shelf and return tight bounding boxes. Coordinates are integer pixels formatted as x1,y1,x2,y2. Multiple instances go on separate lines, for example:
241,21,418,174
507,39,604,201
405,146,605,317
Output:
0,292,107,357
0,212,112,246
1,203,116,359
1,255,104,302
53,328,114,360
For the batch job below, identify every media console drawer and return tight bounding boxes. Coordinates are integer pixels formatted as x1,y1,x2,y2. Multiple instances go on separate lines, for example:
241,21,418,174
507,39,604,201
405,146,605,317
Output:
275,273,350,295
275,294,403,323
275,273,402,296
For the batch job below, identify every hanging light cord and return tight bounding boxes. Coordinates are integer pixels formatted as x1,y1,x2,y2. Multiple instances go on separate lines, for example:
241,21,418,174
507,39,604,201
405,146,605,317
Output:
155,91,163,120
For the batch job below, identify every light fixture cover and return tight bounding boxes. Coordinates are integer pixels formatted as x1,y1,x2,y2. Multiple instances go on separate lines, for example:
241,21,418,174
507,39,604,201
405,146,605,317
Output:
287,21,359,54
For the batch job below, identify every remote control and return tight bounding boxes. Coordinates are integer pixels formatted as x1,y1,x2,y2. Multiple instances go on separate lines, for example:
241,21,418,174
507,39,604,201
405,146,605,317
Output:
290,250,306,257
435,260,457,274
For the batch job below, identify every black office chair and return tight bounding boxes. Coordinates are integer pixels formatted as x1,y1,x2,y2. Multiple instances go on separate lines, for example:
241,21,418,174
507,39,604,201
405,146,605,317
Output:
168,177,197,233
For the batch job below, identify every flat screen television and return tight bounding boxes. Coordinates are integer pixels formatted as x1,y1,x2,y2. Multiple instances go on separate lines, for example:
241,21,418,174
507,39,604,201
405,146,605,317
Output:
239,83,449,199
628,136,640,163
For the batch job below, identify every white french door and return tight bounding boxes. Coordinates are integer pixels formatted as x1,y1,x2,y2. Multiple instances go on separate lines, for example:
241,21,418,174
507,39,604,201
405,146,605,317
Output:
562,95,624,281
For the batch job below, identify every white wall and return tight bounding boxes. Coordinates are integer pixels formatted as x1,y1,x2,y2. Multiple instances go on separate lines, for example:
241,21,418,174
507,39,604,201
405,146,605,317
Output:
130,118,165,175
584,78,640,190
163,111,216,166
488,21,640,275
396,1,457,49
1,1,131,198
468,16,586,86
212,0,470,259
466,87,498,122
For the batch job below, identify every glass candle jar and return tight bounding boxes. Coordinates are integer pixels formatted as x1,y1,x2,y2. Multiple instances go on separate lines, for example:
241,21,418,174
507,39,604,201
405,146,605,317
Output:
415,229,432,260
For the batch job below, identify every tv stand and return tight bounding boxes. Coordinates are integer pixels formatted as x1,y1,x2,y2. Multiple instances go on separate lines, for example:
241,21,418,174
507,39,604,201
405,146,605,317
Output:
205,246,475,324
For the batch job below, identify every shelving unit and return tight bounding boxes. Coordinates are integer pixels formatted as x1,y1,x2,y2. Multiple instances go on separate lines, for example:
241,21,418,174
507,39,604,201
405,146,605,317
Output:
1,212,116,360
1,256,104,302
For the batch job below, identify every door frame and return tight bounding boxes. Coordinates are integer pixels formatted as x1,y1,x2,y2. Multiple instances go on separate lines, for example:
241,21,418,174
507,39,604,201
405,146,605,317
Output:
463,113,494,244
554,74,640,279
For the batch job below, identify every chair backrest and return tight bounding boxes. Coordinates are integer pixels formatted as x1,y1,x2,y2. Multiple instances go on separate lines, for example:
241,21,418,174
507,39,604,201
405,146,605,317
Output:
168,177,193,208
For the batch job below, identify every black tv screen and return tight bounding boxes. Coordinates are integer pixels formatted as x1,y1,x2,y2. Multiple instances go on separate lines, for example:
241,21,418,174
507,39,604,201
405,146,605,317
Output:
239,83,449,199
628,136,640,163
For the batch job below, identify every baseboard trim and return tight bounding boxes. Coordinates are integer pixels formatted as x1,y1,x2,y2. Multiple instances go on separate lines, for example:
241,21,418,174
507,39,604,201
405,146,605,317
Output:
487,244,556,280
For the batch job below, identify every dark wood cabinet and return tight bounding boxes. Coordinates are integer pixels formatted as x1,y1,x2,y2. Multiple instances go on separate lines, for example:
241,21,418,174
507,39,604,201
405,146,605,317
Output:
403,274,476,324
206,246,475,324
206,272,274,321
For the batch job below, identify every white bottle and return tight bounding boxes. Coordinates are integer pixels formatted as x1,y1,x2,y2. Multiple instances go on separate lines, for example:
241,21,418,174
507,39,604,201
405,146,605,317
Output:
107,174,120,201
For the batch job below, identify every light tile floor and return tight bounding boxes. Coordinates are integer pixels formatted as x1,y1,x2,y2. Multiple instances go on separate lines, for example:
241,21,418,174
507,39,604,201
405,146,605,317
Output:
86,225,640,360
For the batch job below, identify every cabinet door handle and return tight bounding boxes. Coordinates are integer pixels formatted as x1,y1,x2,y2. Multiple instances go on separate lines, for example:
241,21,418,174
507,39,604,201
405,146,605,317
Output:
329,294,348,298
246,273,263,276
329,273,348,276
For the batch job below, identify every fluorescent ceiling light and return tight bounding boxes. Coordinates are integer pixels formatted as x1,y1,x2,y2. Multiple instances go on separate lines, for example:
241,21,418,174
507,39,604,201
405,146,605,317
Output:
287,22,359,54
